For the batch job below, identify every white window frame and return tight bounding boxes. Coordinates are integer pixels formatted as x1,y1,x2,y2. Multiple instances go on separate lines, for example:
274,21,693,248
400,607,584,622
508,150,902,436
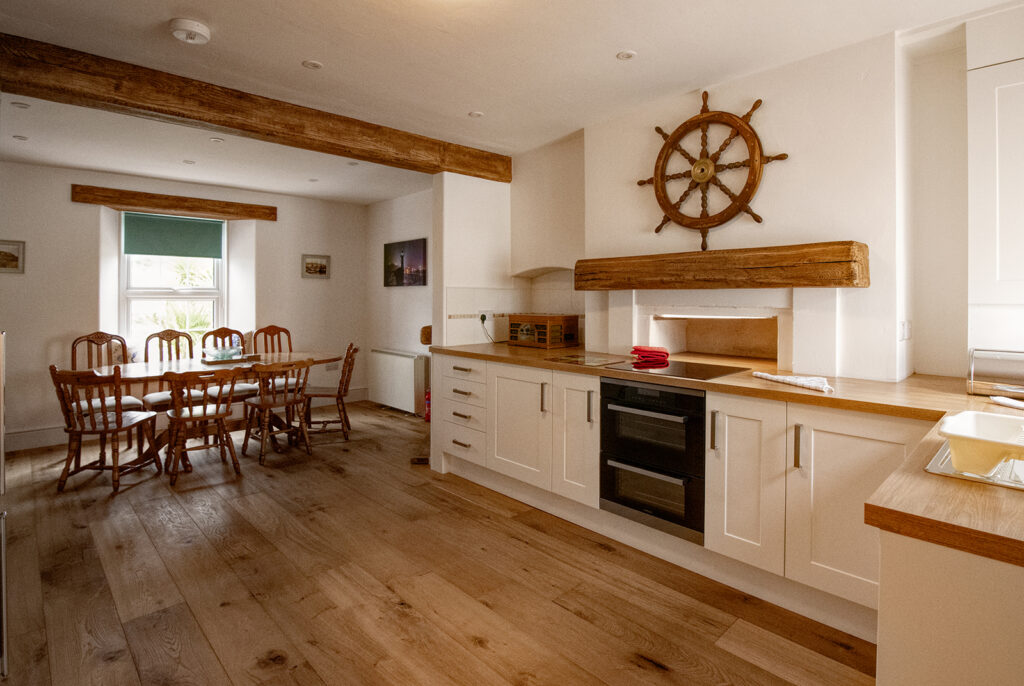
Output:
118,214,228,348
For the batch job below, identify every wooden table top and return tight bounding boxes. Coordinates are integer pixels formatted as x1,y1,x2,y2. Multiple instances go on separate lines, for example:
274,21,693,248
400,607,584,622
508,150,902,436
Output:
432,343,1024,567
95,351,344,381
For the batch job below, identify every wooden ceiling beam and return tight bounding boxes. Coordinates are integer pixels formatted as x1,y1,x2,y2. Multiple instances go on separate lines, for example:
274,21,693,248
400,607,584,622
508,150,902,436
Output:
1,33,512,183
71,185,278,221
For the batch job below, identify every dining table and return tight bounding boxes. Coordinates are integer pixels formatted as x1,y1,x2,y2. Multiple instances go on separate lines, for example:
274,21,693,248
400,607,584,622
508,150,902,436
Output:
93,350,346,461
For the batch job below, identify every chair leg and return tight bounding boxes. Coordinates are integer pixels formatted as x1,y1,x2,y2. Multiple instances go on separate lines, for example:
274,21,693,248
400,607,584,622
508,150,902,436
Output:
337,399,349,440
57,434,81,492
98,434,106,467
111,434,121,493
169,425,186,486
219,419,241,475
341,397,351,431
304,398,312,429
259,410,271,465
145,419,162,475
300,415,312,456
242,406,253,456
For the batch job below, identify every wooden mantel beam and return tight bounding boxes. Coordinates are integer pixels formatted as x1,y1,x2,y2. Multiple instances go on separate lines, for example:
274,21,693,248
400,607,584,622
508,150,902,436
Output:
574,241,870,290
0,33,512,183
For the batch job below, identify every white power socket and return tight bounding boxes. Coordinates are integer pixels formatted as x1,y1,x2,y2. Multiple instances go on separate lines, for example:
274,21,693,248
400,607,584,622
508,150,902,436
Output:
479,310,495,339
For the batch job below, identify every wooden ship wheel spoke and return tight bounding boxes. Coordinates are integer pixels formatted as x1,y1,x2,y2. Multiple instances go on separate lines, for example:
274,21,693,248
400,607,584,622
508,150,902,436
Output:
637,90,788,250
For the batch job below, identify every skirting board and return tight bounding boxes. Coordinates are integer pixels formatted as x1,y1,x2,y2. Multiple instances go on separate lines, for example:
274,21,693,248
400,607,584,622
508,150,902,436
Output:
443,455,878,643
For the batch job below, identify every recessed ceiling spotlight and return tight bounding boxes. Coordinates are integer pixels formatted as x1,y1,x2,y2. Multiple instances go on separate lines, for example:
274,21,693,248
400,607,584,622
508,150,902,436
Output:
10,102,30,109
347,161,359,166
302,60,323,70
12,135,28,141
468,111,484,118
170,18,211,45
209,137,224,143
616,50,638,60
308,178,319,182
183,159,196,164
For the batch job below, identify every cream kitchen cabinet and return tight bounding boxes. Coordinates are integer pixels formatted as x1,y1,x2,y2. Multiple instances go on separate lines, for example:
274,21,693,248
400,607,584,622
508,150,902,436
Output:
432,355,489,467
704,393,788,576
486,363,554,489
705,392,931,608
550,372,600,507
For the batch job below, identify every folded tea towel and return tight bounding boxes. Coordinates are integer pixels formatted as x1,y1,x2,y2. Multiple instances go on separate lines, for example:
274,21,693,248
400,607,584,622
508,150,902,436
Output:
631,345,669,362
753,371,835,394
632,346,669,355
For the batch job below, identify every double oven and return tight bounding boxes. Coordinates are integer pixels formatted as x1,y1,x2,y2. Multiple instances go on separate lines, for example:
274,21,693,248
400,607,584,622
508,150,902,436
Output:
599,377,706,544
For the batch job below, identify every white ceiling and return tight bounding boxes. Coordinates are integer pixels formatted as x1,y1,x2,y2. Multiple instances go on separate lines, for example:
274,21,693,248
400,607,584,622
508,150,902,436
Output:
0,0,1010,201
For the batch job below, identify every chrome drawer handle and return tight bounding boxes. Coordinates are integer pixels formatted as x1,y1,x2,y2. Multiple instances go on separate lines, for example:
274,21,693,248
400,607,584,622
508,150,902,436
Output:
606,459,685,486
452,411,472,420
452,388,472,396
452,439,471,449
452,365,472,372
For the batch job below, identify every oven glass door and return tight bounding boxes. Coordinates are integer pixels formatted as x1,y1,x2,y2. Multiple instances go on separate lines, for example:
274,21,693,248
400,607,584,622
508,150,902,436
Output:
602,402,703,477
600,458,705,534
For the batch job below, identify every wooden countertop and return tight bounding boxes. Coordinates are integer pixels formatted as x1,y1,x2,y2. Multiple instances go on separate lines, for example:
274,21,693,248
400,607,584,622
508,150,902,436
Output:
431,343,1024,568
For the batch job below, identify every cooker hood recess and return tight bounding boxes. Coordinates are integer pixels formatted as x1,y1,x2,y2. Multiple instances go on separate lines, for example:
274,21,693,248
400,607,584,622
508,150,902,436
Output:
573,240,869,291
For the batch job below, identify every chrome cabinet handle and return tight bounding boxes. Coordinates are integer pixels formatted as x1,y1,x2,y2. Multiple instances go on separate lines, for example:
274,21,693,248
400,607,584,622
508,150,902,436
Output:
453,365,472,372
452,411,472,420
710,410,718,450
452,388,472,396
794,423,803,469
540,382,548,412
586,390,594,423
452,439,471,449
606,459,685,486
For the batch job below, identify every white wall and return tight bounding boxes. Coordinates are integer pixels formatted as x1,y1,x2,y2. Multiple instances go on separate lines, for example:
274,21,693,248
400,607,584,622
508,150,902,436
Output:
906,37,969,376
366,189,433,355
510,131,585,275
432,172,524,346
0,161,367,449
582,34,903,379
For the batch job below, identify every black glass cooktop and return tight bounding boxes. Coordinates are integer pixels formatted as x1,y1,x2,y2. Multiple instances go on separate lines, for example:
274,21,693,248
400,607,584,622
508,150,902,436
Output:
603,360,748,381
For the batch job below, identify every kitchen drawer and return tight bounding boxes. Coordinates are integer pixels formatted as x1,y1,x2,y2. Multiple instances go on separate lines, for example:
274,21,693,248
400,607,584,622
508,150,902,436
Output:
441,357,486,384
439,376,486,408
440,421,486,466
441,399,486,432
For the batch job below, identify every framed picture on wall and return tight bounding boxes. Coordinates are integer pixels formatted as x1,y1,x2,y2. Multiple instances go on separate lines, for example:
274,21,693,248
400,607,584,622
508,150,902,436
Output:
301,254,330,279
384,238,427,287
0,240,25,274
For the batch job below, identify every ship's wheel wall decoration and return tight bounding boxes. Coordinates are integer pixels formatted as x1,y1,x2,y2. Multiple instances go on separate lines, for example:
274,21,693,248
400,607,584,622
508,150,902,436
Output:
638,91,788,250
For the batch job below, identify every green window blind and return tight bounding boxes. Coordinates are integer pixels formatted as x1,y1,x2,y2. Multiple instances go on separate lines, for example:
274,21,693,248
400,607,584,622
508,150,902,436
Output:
123,212,224,259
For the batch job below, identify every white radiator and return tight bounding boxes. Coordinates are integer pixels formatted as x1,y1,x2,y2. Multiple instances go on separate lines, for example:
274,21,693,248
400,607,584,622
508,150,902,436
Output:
368,349,428,415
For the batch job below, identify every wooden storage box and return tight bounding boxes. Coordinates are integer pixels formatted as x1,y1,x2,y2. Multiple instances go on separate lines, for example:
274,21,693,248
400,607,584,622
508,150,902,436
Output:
508,314,579,349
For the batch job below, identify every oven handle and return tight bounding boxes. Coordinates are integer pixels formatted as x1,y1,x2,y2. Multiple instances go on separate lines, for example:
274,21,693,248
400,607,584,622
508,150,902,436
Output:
606,459,686,486
606,403,688,424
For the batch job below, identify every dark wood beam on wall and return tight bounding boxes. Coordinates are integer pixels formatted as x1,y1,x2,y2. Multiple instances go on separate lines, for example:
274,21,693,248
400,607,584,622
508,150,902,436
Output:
1,33,512,183
71,185,278,221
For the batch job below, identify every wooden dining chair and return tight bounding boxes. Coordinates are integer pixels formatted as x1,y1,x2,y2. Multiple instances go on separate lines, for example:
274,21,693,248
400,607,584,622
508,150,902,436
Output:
142,329,198,411
253,325,293,354
49,365,160,492
305,343,358,439
162,368,242,485
201,327,246,352
242,359,313,464
70,330,144,454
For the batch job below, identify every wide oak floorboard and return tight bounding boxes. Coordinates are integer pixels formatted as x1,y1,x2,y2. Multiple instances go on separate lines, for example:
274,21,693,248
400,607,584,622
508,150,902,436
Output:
7,402,875,685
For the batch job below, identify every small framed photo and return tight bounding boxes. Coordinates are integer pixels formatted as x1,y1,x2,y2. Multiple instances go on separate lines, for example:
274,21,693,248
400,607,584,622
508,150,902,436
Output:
301,254,330,279
0,240,25,274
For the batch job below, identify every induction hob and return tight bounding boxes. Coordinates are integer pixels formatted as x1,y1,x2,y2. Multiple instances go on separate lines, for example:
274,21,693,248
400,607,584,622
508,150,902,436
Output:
603,360,748,381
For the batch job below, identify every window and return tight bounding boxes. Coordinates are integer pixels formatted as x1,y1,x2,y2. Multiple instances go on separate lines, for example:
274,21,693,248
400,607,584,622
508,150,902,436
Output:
120,212,226,349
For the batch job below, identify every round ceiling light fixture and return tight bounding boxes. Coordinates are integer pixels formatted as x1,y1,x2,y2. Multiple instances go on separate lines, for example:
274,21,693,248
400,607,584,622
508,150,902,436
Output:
12,135,28,141
467,111,484,118
170,18,211,45
182,159,196,165
616,49,637,61
11,102,30,109
301,60,323,70
209,137,224,143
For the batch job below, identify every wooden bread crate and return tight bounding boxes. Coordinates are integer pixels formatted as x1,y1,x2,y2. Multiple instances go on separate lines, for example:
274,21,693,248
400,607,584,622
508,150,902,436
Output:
508,314,579,349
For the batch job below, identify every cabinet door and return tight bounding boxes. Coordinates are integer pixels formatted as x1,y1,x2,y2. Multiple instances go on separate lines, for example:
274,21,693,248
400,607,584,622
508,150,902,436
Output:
486,363,553,489
705,392,787,575
551,372,600,507
785,405,931,608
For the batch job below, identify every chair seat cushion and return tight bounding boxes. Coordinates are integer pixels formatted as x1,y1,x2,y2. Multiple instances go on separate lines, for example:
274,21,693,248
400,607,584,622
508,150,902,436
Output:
167,404,230,420
76,395,144,413
142,389,205,409
210,382,259,399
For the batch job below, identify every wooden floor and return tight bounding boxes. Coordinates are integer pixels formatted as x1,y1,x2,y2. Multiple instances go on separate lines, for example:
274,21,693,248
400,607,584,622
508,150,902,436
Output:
6,402,876,685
